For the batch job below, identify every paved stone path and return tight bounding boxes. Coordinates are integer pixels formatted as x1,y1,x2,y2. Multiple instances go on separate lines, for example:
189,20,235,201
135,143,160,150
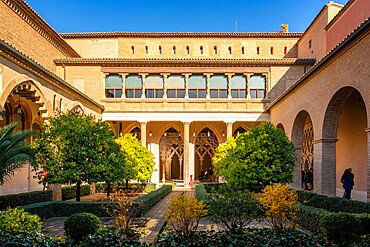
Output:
42,186,272,244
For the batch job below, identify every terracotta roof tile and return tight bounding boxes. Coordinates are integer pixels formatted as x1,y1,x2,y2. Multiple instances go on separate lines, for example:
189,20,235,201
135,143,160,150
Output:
60,32,303,39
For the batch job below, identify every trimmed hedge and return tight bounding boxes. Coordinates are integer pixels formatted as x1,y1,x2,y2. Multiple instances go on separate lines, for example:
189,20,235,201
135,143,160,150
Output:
62,184,91,201
297,205,330,234
95,182,157,194
138,184,172,216
0,190,53,210
22,184,173,219
297,190,370,214
195,183,209,204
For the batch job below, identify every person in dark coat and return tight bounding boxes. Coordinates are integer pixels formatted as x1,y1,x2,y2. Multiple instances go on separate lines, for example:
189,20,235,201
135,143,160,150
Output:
341,168,354,199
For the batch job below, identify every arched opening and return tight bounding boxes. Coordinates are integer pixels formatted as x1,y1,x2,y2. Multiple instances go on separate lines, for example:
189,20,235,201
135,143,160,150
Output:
291,110,314,190
276,123,285,134
233,126,247,137
321,88,367,200
130,127,141,140
322,87,367,199
159,127,184,182
195,127,218,181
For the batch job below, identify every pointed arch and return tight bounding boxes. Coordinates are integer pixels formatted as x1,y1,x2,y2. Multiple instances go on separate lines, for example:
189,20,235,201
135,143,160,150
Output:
1,74,52,116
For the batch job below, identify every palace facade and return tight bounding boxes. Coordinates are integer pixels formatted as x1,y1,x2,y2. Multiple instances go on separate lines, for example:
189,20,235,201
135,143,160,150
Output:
0,0,369,202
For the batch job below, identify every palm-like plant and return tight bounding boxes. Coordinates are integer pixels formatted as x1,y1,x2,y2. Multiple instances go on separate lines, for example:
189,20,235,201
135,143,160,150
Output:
0,122,35,185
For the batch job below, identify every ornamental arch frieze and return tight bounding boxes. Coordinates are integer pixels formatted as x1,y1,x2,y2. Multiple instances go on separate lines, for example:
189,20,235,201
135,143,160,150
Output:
0,74,52,118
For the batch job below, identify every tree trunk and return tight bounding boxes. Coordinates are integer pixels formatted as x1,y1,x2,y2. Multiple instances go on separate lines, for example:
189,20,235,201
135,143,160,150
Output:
107,181,111,198
125,178,129,189
76,181,81,202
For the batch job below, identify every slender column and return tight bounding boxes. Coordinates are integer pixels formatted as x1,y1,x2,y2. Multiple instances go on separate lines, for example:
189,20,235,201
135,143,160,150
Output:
149,143,160,184
162,158,166,183
245,73,251,99
183,122,191,187
184,74,190,99
179,158,183,179
140,121,147,147
103,72,109,98
227,74,232,99
140,74,147,99
264,73,270,99
225,121,234,139
162,73,169,99
205,74,211,99
119,73,127,99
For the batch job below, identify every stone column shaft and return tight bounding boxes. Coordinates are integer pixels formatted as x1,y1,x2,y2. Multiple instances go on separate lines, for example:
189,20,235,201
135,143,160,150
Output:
226,122,234,139
140,122,147,147
183,122,190,187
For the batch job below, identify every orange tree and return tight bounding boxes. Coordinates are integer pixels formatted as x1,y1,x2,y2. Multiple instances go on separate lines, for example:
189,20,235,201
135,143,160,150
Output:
115,134,154,188
32,110,124,201
213,123,295,191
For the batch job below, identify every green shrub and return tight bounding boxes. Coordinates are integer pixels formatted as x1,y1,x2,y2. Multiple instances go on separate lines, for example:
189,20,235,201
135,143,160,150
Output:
78,227,148,247
23,201,111,219
203,183,222,193
195,183,209,203
320,213,361,245
355,214,370,236
0,208,42,236
156,228,336,247
62,184,90,200
0,232,64,247
297,205,329,234
64,212,101,242
297,190,370,214
23,184,172,220
0,190,53,210
208,184,260,232
138,184,172,216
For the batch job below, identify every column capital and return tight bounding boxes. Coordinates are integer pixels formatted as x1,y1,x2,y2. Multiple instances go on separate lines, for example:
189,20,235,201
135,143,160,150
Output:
182,73,191,78
139,121,148,125
365,128,370,132
203,73,213,78
118,73,129,76
182,121,192,125
224,121,235,125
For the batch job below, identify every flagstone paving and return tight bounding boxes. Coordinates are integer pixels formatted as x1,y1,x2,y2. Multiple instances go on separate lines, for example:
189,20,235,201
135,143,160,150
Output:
42,186,273,244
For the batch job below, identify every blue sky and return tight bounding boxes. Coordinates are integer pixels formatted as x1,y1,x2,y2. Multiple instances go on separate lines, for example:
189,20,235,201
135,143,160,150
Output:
26,0,348,33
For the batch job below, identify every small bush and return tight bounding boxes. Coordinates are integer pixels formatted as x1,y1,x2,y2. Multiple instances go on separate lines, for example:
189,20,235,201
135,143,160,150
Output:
104,190,142,237
208,184,260,232
258,184,300,231
321,212,361,245
0,208,42,236
0,190,53,210
195,183,209,203
166,195,207,239
64,212,101,242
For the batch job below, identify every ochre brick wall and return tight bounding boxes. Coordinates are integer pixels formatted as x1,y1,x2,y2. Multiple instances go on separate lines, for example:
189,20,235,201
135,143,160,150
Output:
0,1,67,71
64,36,299,59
